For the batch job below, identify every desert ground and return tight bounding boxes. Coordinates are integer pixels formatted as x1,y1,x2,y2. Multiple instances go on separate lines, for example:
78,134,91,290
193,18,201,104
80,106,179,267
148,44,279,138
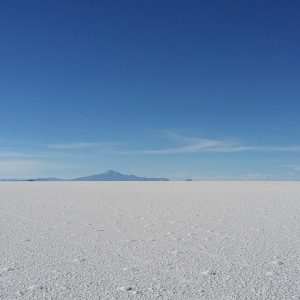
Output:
0,182,300,299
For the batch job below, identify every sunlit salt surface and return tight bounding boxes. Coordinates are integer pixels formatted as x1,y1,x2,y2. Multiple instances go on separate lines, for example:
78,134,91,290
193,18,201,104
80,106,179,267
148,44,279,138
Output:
1,182,300,299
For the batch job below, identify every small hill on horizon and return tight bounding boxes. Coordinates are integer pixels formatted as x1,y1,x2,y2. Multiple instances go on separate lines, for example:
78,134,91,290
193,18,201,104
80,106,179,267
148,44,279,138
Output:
0,170,169,182
27,177,63,182
72,170,169,181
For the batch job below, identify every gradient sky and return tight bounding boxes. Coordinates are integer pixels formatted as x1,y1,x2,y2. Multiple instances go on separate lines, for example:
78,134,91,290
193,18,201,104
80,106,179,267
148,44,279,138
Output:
1,0,300,179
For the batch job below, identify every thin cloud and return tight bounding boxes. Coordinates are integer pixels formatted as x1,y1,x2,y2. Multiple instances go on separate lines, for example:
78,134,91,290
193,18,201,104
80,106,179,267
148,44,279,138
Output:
0,150,51,158
239,172,298,180
0,151,32,158
114,132,300,155
46,142,118,150
0,159,63,178
283,164,300,172
261,146,300,152
4,134,300,158
47,142,98,150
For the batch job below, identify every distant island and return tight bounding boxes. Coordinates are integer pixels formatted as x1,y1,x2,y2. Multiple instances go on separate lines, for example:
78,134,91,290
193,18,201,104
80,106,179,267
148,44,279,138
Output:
0,170,170,182
72,170,169,181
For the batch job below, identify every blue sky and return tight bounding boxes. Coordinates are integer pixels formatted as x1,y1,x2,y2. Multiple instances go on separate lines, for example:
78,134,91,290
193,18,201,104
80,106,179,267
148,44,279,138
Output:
1,0,300,179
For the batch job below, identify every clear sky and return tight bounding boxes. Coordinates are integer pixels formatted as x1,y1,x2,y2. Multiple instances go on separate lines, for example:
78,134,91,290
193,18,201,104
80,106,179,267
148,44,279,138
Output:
1,0,300,179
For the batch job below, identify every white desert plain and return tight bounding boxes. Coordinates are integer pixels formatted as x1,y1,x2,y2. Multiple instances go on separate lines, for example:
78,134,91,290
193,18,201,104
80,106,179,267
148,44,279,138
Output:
1,182,300,299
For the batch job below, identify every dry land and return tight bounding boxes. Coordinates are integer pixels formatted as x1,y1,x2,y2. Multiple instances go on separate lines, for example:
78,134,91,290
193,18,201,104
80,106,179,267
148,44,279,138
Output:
0,182,300,299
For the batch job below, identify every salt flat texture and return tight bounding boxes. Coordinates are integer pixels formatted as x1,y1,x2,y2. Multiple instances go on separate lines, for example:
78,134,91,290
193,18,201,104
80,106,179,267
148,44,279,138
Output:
0,182,300,299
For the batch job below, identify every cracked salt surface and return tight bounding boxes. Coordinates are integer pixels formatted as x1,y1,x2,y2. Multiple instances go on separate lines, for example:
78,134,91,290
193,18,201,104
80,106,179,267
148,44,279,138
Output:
0,182,300,299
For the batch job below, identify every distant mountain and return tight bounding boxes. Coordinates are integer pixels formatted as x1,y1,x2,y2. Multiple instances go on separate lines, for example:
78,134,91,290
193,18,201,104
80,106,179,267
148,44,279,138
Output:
0,171,169,182
72,170,169,181
0,177,63,182
27,177,63,182
0,179,23,182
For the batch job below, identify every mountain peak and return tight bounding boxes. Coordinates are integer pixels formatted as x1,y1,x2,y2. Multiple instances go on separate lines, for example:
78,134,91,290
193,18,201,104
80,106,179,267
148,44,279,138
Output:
73,170,169,181
104,170,122,175
0,171,170,182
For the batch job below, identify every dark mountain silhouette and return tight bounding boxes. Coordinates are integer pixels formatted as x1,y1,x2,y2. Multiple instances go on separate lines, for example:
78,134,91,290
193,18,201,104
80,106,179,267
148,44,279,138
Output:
27,177,63,182
72,170,169,181
0,171,169,182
